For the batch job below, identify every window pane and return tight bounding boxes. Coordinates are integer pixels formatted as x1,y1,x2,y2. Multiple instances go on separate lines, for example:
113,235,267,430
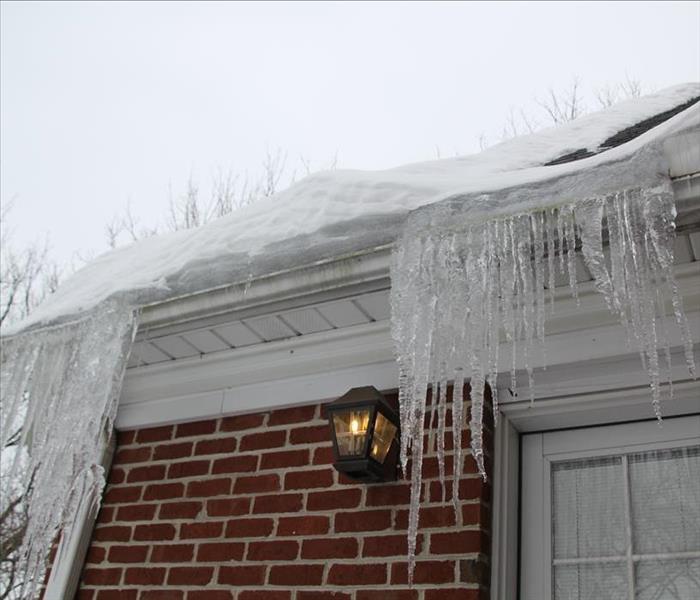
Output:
628,446,700,554
552,457,627,559
554,563,629,600
635,558,700,600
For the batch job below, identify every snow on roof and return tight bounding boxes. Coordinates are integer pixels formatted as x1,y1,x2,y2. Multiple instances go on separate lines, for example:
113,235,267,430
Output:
6,83,699,335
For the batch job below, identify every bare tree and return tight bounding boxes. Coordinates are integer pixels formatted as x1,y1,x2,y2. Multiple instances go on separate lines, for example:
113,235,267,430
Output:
537,77,586,125
595,75,643,108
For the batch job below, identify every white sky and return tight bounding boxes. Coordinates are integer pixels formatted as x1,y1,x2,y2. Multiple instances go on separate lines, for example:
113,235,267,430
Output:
2,1,699,267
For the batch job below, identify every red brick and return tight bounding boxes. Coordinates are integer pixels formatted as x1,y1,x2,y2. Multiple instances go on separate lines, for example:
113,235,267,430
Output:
395,505,456,529
207,497,251,517
276,515,329,536
133,524,176,541
424,591,480,600
167,566,214,585
153,441,193,461
239,430,286,451
168,459,210,479
366,483,411,506
83,568,122,586
194,436,237,455
136,425,173,443
158,500,202,520
233,473,279,494
116,504,157,521
289,425,328,445
459,476,489,500
150,544,195,563
114,447,151,465
268,405,316,425
335,509,392,532
284,468,334,490
225,518,274,538
356,592,418,600
142,592,184,600
327,564,387,585
269,564,324,586
96,591,137,600
301,537,358,559
306,489,362,511
252,493,303,514
220,413,265,431
391,560,456,584
196,542,245,562
143,482,184,501
76,590,95,600
247,539,299,561
239,593,291,600
124,567,166,585
108,468,126,484
211,455,258,474
430,530,483,554
462,502,488,526
107,545,148,563
176,419,217,437
93,525,131,542
85,546,106,564
126,465,166,483
363,534,423,557
186,478,231,497
298,593,352,600
188,592,232,600
180,521,224,539
117,430,136,445
103,486,142,504
312,446,334,465
96,506,115,524
260,449,310,469
218,565,266,585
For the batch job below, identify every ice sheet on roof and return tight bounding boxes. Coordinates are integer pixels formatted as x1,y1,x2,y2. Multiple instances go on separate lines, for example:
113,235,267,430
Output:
5,82,699,335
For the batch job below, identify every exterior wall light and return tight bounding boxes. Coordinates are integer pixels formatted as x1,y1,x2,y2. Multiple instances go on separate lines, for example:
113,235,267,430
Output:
326,386,400,483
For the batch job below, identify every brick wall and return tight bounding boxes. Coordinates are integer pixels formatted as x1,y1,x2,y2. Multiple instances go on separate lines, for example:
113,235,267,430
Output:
76,390,493,600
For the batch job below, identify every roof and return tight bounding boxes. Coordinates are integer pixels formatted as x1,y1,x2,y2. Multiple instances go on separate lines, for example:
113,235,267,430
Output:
6,82,700,336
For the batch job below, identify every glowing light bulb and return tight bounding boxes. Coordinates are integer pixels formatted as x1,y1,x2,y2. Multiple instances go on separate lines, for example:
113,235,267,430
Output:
350,419,359,434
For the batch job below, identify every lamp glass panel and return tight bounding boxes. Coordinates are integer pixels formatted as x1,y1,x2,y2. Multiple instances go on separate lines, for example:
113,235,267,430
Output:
333,409,371,456
370,412,397,463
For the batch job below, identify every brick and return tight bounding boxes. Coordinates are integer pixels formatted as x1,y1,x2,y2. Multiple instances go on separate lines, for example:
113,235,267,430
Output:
126,465,166,483
239,593,291,600
306,488,361,511
117,430,136,445
366,483,411,506
154,441,193,461
298,593,352,600
96,591,137,600
246,540,299,561
462,502,488,526
136,425,173,443
108,468,126,484
83,568,122,586
312,446,334,465
327,564,387,585
301,537,358,559
289,424,328,445
390,560,456,584
142,592,184,600
124,567,166,585
424,591,480,600
260,449,309,469
220,413,265,431
168,459,210,479
218,565,266,585
196,542,245,562
96,506,115,524
225,518,274,538
85,546,106,564
143,482,185,501
76,590,94,600
176,419,217,437
93,526,131,542
158,500,202,519
194,436,237,455
167,566,214,585
233,473,279,494
207,497,251,517
133,524,176,541
187,593,232,600
239,430,286,451
180,521,224,539
284,468,334,490
252,493,303,514
103,486,142,504
431,530,482,554
356,593,418,600
150,544,195,563
269,564,324,586
335,509,392,532
268,405,316,425
459,557,490,585
276,515,329,536
211,455,258,474
363,534,423,557
107,545,148,563
459,477,489,500
116,504,157,521
395,505,455,530
113,447,152,465
186,478,231,497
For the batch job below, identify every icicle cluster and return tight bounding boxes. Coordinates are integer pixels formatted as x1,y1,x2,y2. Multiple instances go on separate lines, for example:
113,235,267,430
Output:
0,302,136,598
390,183,696,584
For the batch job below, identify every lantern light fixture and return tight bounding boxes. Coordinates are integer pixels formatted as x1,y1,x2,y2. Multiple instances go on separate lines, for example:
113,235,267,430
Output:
326,386,400,483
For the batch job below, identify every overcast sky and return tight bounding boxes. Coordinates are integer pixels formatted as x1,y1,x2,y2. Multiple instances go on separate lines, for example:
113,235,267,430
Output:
2,1,699,266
